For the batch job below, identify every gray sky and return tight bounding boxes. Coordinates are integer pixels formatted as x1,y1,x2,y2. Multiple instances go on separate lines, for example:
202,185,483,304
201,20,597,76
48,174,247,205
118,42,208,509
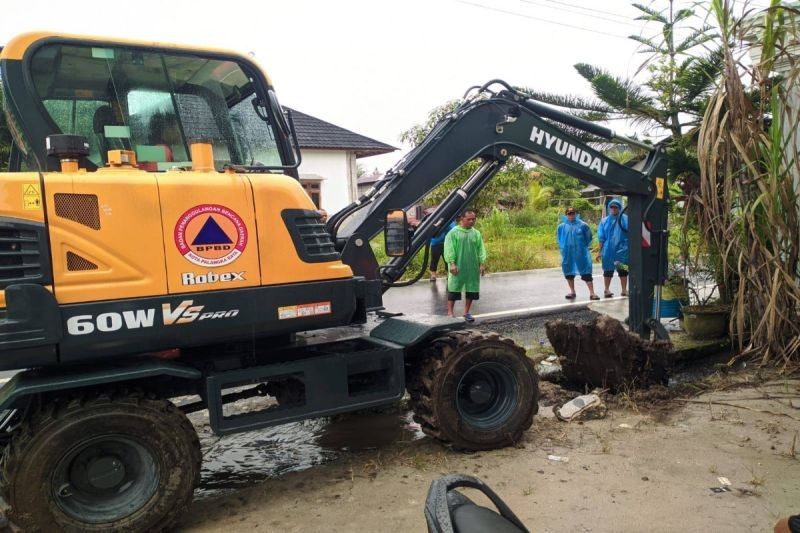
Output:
1,0,764,171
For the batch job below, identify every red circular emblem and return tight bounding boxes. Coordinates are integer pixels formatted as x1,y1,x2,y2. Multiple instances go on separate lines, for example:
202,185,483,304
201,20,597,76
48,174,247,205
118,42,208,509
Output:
174,204,248,267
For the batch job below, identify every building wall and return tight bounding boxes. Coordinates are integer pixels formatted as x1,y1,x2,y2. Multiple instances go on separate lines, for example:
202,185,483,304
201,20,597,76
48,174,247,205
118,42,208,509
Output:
298,149,353,213
347,152,359,204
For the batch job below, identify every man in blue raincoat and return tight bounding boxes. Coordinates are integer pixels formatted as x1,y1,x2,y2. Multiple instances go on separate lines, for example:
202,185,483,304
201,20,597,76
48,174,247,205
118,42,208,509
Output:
557,206,599,301
597,198,629,298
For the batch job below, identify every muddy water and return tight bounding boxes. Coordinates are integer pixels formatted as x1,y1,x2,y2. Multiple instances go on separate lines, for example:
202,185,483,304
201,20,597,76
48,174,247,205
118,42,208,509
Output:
195,410,425,498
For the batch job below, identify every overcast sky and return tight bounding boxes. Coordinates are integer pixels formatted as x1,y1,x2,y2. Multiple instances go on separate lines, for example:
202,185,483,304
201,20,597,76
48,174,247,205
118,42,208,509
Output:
1,0,767,171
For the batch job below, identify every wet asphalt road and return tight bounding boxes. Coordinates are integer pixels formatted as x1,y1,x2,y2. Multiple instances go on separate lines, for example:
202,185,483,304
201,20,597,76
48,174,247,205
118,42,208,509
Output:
382,265,622,316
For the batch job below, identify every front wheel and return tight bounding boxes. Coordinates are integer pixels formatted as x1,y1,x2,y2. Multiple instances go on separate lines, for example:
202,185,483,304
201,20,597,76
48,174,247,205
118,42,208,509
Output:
2,391,201,532
407,330,539,450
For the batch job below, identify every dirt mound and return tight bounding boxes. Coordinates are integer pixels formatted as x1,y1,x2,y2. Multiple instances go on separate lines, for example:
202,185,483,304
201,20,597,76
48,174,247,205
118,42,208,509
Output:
537,381,578,407
546,315,671,391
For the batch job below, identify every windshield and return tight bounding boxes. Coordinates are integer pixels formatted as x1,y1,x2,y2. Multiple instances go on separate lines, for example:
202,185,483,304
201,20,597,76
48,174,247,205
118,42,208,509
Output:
28,42,284,171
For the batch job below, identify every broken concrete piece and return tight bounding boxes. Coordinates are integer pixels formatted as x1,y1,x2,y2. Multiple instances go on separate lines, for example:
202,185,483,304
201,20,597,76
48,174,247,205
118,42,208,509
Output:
556,394,608,422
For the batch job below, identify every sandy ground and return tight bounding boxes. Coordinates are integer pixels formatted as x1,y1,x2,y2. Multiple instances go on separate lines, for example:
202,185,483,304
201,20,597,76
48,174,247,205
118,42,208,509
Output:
178,372,800,533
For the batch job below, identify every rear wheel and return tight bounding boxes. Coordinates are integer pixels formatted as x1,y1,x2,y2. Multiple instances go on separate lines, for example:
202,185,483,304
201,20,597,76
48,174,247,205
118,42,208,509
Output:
2,391,201,532
407,330,538,450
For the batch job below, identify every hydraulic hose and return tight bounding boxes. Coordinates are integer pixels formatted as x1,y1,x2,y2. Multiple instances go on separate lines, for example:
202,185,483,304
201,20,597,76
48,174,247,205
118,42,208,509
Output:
380,243,431,289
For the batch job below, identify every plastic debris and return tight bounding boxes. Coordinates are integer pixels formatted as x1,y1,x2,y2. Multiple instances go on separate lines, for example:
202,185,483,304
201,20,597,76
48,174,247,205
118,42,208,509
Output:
556,394,608,422
547,454,569,463
546,355,559,363
717,477,731,486
618,423,633,429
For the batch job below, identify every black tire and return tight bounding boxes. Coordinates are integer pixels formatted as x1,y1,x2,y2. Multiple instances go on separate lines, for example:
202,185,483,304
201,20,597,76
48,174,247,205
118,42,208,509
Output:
2,391,201,532
407,330,539,451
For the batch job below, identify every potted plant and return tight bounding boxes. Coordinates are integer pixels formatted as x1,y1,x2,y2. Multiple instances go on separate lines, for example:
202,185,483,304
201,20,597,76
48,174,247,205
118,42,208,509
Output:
655,266,691,319
679,267,730,340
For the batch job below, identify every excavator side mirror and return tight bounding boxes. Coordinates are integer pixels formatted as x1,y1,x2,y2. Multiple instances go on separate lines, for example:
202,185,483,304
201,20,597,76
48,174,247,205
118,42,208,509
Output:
385,209,410,257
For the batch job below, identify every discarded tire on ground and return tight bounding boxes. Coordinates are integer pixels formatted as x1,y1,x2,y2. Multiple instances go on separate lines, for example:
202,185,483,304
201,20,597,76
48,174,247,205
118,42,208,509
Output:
406,330,539,450
2,391,201,532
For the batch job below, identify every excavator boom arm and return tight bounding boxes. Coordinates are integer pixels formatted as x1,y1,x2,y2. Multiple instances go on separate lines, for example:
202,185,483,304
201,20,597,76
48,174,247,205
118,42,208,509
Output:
329,83,669,338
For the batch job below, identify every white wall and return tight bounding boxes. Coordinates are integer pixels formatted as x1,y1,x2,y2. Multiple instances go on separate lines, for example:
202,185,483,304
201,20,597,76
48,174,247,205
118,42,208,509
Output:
298,149,352,213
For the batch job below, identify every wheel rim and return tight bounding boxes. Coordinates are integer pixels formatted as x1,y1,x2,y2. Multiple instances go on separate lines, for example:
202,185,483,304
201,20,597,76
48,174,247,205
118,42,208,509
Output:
52,435,160,524
456,361,519,430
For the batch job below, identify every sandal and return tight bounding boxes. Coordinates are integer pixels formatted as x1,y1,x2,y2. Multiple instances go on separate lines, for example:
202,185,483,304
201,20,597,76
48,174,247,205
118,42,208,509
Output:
590,295,600,301
604,291,614,298
463,313,475,323
565,293,576,300
620,291,629,296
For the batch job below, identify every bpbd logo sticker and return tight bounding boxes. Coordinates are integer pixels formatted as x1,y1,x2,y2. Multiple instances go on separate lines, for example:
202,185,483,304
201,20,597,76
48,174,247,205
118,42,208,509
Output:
175,204,248,267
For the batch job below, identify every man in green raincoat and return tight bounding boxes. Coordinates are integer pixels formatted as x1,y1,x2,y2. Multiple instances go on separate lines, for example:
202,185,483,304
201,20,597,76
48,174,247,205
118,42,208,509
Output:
444,210,487,322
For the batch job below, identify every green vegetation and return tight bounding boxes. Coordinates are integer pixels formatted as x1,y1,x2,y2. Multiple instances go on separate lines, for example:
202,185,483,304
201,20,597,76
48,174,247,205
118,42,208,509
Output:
521,0,722,187
373,206,603,279
400,102,536,215
695,0,800,368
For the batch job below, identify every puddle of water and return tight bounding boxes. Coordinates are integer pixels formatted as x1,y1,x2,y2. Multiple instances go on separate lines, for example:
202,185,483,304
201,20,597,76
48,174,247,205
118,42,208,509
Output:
196,411,424,498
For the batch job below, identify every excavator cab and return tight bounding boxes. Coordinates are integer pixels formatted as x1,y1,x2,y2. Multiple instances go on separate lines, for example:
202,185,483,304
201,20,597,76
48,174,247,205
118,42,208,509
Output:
3,36,299,173
0,33,367,373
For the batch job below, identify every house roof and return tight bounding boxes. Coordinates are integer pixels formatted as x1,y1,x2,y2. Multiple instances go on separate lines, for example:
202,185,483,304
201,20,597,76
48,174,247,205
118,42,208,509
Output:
357,171,383,185
287,108,397,158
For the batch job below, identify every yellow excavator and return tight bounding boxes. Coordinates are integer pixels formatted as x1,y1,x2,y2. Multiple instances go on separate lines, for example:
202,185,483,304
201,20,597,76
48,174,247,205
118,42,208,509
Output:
0,32,668,531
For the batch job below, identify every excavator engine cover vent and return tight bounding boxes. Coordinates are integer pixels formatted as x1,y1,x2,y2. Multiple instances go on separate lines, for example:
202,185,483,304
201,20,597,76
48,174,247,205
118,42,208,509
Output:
0,225,46,287
54,193,101,230
66,252,98,271
281,209,339,263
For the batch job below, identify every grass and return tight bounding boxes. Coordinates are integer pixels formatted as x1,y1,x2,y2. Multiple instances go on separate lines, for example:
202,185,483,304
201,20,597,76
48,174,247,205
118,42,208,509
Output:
372,206,598,280
370,205,688,283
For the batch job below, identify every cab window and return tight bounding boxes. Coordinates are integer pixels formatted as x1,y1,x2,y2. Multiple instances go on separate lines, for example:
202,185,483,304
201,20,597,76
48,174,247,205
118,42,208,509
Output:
28,43,284,171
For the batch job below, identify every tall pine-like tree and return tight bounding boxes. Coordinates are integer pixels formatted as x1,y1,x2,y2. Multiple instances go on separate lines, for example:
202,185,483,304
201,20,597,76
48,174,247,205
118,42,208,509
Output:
521,1,723,186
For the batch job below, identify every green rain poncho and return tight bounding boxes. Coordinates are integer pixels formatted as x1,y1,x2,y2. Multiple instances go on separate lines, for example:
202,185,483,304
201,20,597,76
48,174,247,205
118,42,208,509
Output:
444,226,487,293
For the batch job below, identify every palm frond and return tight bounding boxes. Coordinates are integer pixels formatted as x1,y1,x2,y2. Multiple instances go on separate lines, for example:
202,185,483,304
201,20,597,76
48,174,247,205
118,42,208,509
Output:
677,46,726,102
673,8,695,23
628,34,665,54
632,2,668,24
516,88,615,114
675,27,717,53
573,63,673,127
